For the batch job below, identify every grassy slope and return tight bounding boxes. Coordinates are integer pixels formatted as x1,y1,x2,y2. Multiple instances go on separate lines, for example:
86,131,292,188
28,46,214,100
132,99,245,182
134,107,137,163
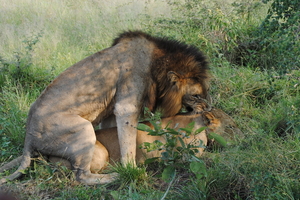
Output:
0,0,299,199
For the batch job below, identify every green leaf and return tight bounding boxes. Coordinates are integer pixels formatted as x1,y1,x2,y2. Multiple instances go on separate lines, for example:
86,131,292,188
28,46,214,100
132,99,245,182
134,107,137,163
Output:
161,151,169,161
190,161,207,180
141,140,163,152
110,191,119,199
150,120,162,131
137,123,152,132
166,128,180,135
179,127,192,133
168,137,177,147
208,132,227,147
46,165,53,176
194,126,207,135
162,166,176,182
147,130,160,136
179,121,195,134
144,157,160,164
191,155,202,162
18,169,28,175
178,136,186,148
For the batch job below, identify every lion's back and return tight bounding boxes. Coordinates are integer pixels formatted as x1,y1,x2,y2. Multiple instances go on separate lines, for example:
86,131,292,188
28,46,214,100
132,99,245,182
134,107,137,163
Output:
29,37,156,123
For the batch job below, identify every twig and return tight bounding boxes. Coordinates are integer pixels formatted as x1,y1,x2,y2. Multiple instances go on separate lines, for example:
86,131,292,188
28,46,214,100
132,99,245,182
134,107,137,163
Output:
160,170,176,200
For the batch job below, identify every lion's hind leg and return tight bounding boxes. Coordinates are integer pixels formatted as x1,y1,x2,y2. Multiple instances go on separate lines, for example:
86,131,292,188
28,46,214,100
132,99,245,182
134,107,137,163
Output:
55,115,118,185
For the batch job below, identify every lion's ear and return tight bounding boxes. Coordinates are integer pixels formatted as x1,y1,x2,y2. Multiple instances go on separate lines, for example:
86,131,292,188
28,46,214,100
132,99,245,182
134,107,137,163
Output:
167,71,180,84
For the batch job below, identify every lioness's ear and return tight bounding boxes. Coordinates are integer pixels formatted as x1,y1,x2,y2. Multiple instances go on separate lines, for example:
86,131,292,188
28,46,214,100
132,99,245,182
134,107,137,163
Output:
167,71,180,84
202,111,215,126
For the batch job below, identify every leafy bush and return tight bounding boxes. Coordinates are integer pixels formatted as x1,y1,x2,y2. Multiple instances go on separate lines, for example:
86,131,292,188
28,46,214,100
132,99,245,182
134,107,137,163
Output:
138,121,206,167
137,114,233,199
0,32,56,148
230,0,300,72
262,0,300,32
137,119,226,197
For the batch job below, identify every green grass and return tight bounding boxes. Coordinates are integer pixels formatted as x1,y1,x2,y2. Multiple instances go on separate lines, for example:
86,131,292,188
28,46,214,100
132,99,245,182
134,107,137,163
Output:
0,0,299,199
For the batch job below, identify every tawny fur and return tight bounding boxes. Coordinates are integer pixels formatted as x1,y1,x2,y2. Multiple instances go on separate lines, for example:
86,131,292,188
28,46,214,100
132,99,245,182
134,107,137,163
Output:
182,94,212,114
0,108,241,174
0,31,209,185
55,108,241,170
48,113,208,172
203,108,243,147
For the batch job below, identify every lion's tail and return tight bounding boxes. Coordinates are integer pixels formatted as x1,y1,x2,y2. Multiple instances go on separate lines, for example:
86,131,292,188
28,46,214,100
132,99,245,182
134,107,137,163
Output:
0,150,32,184
0,156,23,173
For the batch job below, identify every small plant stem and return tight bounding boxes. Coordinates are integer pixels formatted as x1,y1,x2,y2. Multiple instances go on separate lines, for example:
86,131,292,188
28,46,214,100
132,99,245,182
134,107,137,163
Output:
160,170,176,200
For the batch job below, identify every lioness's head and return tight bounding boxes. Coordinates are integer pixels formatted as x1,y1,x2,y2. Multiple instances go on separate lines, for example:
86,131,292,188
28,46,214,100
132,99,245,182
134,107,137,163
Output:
203,108,243,146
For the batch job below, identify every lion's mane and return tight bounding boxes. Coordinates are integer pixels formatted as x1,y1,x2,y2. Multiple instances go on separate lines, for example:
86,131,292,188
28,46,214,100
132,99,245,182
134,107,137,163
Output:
113,31,210,117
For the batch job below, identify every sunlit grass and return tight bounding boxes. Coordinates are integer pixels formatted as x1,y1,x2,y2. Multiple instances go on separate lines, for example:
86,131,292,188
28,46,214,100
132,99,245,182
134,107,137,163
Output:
0,0,170,73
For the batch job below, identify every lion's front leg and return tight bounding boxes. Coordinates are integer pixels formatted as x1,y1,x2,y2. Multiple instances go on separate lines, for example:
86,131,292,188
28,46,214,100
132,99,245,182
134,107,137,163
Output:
114,101,141,166
113,69,149,166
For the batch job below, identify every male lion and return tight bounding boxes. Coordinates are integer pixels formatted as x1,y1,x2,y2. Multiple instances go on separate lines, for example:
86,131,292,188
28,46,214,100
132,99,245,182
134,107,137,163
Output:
0,31,209,185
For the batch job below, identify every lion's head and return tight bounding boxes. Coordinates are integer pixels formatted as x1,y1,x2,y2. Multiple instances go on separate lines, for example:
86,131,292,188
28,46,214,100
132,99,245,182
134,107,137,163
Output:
182,94,212,114
113,31,210,117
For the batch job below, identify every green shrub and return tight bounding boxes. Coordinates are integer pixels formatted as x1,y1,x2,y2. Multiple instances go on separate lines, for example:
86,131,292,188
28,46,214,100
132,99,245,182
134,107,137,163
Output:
230,0,300,72
0,31,55,91
137,119,227,198
262,0,300,33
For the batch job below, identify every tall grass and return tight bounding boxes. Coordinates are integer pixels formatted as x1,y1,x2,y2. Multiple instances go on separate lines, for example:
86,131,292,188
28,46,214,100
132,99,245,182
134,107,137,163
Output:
0,0,170,74
0,0,299,199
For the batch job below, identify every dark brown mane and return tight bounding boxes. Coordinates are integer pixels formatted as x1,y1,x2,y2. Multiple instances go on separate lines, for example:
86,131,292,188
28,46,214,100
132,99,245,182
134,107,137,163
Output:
112,31,153,46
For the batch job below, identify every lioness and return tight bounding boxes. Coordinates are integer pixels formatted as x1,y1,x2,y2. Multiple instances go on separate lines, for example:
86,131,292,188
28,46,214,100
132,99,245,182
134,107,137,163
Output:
0,31,210,185
51,107,241,172
1,109,236,176
49,113,208,173
1,97,241,177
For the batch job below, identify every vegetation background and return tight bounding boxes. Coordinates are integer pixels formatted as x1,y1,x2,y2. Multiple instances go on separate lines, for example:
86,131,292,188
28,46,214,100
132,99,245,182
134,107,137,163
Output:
0,0,299,199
